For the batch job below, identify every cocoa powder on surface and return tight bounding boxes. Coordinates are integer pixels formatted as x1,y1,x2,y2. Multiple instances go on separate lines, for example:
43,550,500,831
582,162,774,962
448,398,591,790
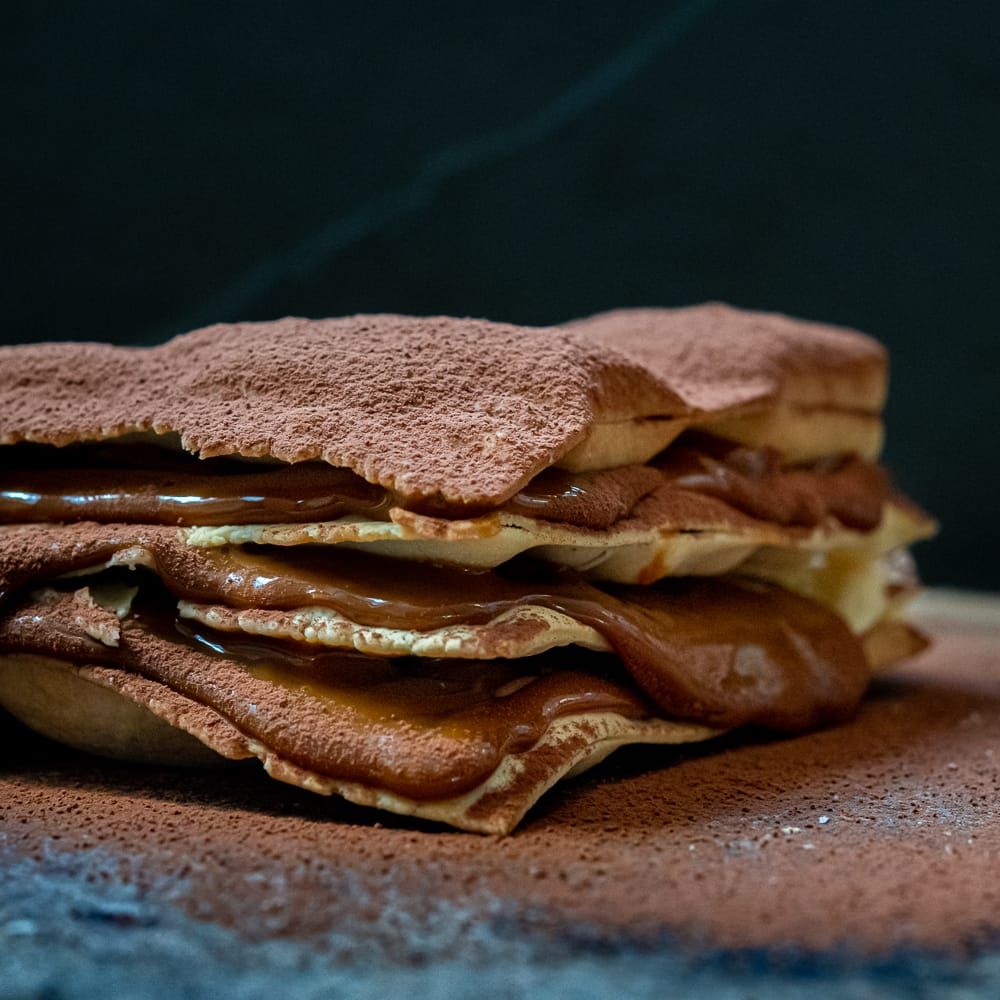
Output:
2,623,997,956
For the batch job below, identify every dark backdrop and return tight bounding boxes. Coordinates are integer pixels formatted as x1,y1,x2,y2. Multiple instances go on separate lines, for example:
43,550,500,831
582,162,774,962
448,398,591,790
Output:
4,1,998,587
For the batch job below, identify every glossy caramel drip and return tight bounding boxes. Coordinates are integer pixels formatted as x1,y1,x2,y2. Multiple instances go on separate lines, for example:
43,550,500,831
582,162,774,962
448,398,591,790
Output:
0,437,889,532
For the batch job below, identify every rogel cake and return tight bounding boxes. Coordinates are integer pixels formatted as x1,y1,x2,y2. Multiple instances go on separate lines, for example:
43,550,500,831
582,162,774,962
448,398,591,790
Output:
0,304,935,833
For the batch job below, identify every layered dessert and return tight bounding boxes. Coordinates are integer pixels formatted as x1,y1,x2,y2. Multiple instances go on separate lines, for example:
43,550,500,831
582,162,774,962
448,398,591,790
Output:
0,305,934,832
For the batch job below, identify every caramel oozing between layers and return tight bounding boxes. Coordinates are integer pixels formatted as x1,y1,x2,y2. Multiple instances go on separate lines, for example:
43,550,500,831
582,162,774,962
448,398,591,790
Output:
0,445,395,526
0,591,648,799
177,617,644,741
651,432,888,531
0,436,889,532
0,528,870,732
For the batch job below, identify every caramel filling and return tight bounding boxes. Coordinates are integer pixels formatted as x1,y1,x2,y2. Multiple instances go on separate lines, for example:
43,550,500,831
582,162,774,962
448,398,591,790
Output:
652,432,888,531
178,616,645,743
0,533,869,733
0,435,890,532
0,445,395,526
0,569,868,797
0,590,649,798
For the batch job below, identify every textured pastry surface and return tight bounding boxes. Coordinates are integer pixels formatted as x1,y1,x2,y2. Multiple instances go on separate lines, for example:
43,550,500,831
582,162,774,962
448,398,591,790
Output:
0,304,885,506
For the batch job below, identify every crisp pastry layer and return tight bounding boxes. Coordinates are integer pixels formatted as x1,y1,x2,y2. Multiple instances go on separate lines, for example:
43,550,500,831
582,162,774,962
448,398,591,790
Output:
190,497,930,594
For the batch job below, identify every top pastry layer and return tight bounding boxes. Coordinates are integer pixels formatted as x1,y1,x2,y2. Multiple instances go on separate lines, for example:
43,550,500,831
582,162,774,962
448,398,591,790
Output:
566,305,886,413
0,305,886,508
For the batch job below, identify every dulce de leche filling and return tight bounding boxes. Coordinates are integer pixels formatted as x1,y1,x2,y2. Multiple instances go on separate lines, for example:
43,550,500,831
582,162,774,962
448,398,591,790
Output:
0,434,890,532
0,428,891,802
0,590,649,800
0,559,867,798
0,531,869,735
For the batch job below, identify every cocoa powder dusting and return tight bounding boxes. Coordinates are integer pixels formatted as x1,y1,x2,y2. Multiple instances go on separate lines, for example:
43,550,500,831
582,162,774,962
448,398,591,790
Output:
1,624,997,955
0,316,647,507
0,306,885,507
564,304,886,412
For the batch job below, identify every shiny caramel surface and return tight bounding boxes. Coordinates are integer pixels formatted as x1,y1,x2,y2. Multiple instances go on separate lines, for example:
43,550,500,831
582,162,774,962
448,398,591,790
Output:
0,444,393,526
198,564,871,733
0,435,889,532
178,616,646,738
653,432,888,531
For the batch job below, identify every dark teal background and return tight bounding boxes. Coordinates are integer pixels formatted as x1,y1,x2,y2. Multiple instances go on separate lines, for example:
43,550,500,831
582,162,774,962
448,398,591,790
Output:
3,1,998,587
